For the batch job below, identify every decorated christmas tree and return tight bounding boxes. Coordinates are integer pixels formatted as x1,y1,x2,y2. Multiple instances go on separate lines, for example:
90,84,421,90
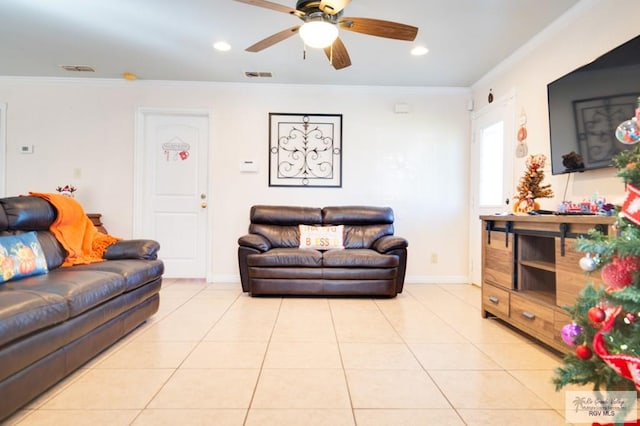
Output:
513,153,554,212
554,99,640,394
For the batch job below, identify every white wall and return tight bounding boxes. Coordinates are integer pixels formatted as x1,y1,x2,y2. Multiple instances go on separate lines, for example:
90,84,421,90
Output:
0,79,471,284
471,0,640,209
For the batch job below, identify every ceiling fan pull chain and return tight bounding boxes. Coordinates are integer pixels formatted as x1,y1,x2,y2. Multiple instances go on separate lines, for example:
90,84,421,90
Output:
303,43,307,60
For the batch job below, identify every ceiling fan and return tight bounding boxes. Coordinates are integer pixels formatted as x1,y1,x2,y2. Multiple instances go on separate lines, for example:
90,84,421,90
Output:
234,0,419,70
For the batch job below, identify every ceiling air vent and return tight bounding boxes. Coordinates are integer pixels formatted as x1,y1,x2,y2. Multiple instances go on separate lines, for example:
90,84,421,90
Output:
244,71,273,78
60,65,95,72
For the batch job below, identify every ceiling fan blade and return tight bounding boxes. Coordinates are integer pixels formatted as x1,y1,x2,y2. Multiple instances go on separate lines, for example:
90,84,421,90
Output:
339,17,418,41
234,0,303,16
246,26,300,52
319,0,351,15
324,37,351,70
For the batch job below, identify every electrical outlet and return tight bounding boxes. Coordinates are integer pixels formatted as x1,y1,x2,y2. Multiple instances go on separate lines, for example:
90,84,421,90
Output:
431,253,438,264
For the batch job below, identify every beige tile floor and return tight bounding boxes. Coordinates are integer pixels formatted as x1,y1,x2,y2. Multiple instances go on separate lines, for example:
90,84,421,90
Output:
3,281,611,425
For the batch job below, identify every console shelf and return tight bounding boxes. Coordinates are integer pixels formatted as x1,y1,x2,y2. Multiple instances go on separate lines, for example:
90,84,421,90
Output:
480,214,614,353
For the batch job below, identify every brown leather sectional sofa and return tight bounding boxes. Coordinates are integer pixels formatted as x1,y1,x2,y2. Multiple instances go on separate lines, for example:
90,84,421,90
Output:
0,196,163,420
238,205,408,297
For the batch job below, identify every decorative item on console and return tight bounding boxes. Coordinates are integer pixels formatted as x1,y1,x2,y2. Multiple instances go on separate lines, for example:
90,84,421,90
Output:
513,153,553,213
615,96,640,145
557,197,615,216
55,184,76,197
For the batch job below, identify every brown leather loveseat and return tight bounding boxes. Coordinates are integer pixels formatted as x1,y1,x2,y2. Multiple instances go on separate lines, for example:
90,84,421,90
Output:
238,205,408,297
0,195,163,420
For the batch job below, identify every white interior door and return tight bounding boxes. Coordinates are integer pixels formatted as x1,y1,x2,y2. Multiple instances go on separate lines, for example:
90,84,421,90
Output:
469,91,516,286
134,109,210,278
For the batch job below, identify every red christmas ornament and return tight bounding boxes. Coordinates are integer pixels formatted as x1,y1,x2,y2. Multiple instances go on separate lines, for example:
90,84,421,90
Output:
588,306,606,323
625,312,636,324
576,344,593,360
601,256,640,290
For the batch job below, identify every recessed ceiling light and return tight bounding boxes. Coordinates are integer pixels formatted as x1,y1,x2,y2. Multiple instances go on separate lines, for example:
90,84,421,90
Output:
411,46,429,56
213,41,231,52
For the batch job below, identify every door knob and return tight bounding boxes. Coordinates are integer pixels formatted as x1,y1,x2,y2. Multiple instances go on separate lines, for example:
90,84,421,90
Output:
201,202,207,209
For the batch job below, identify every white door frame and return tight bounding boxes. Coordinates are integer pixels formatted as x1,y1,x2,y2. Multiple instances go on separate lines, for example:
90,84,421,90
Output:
468,89,517,286
133,107,214,281
0,103,6,197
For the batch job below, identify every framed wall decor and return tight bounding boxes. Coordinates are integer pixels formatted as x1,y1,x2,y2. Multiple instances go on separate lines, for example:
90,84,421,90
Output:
573,94,637,170
269,113,342,187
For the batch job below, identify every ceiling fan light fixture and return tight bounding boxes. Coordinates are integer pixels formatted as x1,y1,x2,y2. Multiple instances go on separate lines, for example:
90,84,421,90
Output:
213,41,231,51
299,20,338,49
411,46,429,56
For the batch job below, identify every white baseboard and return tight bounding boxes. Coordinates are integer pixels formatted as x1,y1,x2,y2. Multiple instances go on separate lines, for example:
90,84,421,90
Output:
209,274,240,284
404,275,470,284
207,274,470,285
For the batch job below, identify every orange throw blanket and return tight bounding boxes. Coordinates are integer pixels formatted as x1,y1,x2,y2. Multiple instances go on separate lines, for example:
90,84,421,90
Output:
30,193,120,267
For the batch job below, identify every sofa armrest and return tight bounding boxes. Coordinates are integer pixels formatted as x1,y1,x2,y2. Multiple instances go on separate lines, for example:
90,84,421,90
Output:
238,234,271,252
373,235,408,253
103,239,160,260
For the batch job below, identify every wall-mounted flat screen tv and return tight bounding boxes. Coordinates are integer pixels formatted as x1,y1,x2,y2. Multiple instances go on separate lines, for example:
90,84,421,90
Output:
547,35,640,175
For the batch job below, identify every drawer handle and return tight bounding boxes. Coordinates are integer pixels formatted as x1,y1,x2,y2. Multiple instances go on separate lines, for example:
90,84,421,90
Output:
488,296,500,304
522,311,536,320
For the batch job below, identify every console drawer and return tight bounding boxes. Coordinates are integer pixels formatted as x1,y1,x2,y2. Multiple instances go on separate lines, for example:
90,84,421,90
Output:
482,283,510,317
510,293,555,338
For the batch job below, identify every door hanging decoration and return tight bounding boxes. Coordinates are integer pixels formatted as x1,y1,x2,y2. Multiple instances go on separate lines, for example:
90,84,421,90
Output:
515,108,528,158
162,137,190,162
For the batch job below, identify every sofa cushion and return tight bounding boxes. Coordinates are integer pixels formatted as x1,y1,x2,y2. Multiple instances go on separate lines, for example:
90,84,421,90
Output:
251,205,322,226
322,206,394,225
35,231,67,270
247,248,323,267
322,249,399,268
343,224,394,249
0,232,48,283
1,270,126,317
69,259,165,292
0,205,7,232
0,290,69,347
299,225,344,250
0,196,56,231
249,224,301,248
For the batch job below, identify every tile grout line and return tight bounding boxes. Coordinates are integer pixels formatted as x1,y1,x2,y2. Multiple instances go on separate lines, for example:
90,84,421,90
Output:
129,284,241,425
376,287,469,425
242,296,284,426
328,297,360,426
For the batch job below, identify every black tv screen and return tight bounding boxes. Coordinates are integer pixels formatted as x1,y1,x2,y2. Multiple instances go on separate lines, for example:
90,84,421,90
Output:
547,35,640,175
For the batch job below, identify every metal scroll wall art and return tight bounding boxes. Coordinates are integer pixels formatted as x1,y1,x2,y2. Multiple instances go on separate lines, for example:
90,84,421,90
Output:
269,113,342,187
574,93,637,169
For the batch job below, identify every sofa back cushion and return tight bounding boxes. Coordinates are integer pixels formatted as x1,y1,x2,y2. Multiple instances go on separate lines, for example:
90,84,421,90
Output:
249,205,322,248
0,196,56,231
0,197,67,270
247,205,395,249
322,206,394,249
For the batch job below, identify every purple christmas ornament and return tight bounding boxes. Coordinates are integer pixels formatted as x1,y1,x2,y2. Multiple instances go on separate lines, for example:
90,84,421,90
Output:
561,323,583,346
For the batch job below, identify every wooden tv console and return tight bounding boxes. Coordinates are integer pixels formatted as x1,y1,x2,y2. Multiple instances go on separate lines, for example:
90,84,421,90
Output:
480,214,614,353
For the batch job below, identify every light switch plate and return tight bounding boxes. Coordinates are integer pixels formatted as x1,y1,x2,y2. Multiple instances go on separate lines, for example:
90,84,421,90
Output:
240,160,258,173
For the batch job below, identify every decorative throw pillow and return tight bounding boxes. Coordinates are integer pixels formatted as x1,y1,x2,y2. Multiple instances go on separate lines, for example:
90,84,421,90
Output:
299,225,344,250
0,232,48,283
